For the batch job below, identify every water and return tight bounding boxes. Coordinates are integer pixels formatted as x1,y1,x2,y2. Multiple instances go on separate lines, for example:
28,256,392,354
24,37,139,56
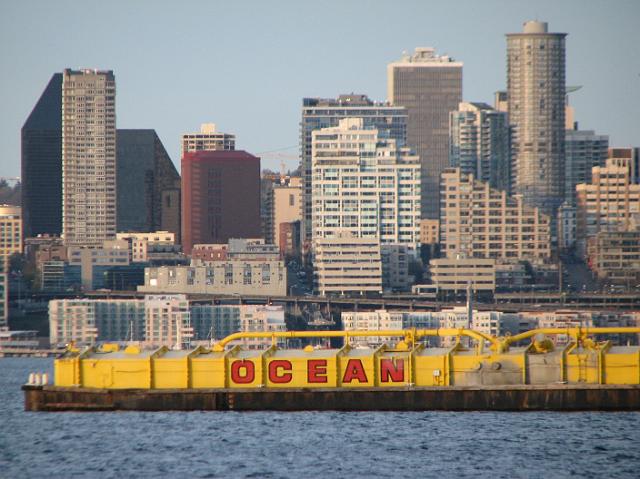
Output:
2,358,640,478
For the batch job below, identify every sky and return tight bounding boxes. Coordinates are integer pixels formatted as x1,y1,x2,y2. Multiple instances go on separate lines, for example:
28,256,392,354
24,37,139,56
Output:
1,0,639,177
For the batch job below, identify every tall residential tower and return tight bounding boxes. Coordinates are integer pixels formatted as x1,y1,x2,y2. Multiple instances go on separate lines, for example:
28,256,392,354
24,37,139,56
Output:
62,69,116,246
387,48,463,219
300,94,407,245
507,21,566,220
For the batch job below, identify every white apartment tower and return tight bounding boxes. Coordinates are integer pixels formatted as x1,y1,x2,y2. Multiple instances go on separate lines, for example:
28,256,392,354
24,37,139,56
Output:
181,123,235,156
311,118,421,251
62,69,116,246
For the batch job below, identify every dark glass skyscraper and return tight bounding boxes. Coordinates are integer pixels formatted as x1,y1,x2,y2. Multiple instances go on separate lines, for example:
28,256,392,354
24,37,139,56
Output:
21,73,63,238
116,130,181,238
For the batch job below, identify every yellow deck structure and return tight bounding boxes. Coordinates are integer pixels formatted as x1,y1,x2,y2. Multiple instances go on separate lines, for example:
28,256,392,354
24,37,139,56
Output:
54,328,640,390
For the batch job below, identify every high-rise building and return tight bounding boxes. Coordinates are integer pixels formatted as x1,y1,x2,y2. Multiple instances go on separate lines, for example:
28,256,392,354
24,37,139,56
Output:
311,118,421,251
576,158,640,257
507,21,566,220
61,69,116,247
0,205,23,265
116,129,181,238
264,177,302,250
181,151,261,255
300,94,407,244
181,123,235,156
21,73,63,238
0,205,21,330
564,129,608,205
449,102,510,192
388,47,463,219
440,168,551,263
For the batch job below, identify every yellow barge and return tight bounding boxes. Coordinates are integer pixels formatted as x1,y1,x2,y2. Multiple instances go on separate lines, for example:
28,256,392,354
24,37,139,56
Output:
23,327,640,411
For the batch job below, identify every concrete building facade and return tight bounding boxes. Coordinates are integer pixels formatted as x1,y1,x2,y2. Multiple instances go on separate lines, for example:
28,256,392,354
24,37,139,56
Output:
388,47,463,219
587,231,640,286
300,94,407,244
440,168,551,262
314,233,382,296
62,69,116,246
576,158,640,257
507,21,566,220
181,150,261,255
429,257,496,292
140,239,286,296
265,177,302,250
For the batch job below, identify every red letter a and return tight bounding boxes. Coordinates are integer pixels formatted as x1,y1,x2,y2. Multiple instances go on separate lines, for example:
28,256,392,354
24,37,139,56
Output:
342,359,368,383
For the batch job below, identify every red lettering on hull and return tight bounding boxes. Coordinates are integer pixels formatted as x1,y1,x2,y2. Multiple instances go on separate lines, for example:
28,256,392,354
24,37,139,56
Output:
307,359,328,383
269,360,292,383
230,360,255,384
380,358,405,383
342,359,368,383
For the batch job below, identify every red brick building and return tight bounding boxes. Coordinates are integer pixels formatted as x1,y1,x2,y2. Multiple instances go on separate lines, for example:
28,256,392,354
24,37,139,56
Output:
181,150,261,255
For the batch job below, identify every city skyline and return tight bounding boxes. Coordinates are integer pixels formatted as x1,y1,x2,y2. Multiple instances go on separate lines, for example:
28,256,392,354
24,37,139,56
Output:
1,0,639,177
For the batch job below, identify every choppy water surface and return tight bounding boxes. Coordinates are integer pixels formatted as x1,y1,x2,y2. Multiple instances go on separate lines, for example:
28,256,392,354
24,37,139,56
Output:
1,358,640,478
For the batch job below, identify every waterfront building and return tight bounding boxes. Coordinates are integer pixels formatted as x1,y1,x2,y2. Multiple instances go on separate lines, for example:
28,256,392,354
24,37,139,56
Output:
62,69,116,246
21,73,63,238
181,150,261,255
564,129,608,205
342,307,520,347
314,232,382,296
449,102,510,192
49,298,146,347
181,123,235,156
429,257,496,293
576,158,640,257
440,168,551,262
312,118,421,252
507,21,566,219
586,231,640,286
116,130,181,238
144,295,192,349
300,94,407,244
139,239,287,296
50,296,286,349
388,47,463,219
265,176,302,251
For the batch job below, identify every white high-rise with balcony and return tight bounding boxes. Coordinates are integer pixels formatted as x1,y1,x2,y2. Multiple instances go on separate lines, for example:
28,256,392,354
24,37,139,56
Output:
62,69,116,246
311,118,421,252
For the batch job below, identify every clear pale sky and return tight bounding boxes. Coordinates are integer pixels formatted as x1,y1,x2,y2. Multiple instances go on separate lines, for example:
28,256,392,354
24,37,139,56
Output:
1,0,638,177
